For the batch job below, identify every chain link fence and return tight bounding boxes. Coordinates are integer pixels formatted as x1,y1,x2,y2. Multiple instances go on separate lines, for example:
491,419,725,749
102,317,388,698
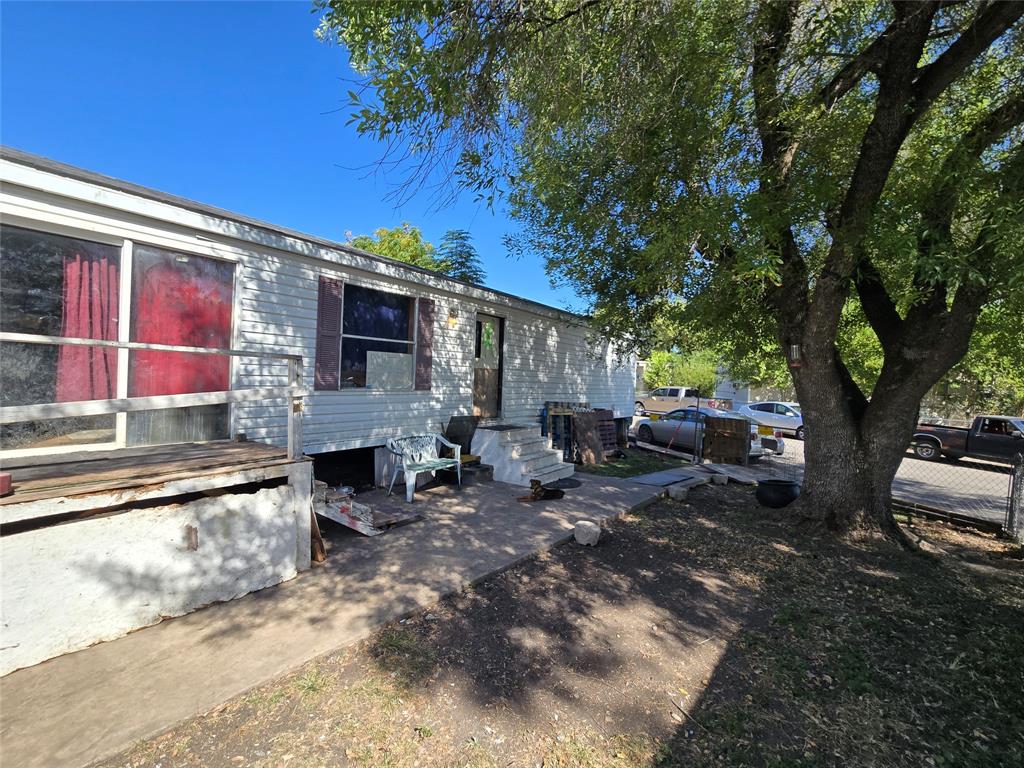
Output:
1006,454,1024,544
758,439,1019,535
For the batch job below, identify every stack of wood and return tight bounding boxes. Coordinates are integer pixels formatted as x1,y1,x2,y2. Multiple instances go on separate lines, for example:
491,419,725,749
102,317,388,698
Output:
543,401,621,466
593,408,617,453
704,416,750,466
544,401,589,461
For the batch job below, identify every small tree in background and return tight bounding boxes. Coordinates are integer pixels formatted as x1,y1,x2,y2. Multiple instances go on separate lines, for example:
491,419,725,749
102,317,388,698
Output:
437,229,486,284
349,223,437,271
643,350,720,396
350,224,488,284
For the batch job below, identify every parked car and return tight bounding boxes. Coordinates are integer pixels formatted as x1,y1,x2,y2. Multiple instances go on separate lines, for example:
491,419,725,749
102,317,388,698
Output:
912,415,1024,462
634,386,702,415
739,401,805,440
634,406,766,461
738,410,787,456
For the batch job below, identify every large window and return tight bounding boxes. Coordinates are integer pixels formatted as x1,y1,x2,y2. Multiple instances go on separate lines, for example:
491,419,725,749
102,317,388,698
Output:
0,226,120,450
126,245,235,445
316,279,434,391
340,284,415,389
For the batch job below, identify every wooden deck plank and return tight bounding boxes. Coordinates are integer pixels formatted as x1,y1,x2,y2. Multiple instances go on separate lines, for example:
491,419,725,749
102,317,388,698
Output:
4,441,281,476
1,462,301,525
0,442,289,506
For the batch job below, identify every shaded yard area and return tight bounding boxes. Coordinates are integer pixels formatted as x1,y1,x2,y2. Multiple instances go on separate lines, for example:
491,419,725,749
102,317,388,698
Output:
577,447,693,478
99,484,1024,768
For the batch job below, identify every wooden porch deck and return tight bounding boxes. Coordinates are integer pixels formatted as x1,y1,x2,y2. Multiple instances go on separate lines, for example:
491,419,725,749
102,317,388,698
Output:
1,441,296,523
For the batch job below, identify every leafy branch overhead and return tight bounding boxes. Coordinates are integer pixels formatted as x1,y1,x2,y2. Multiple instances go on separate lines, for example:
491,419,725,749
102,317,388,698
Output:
321,0,1023,538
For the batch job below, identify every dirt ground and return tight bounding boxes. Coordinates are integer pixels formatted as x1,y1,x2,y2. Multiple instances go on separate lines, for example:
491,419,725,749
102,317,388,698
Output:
97,483,1024,768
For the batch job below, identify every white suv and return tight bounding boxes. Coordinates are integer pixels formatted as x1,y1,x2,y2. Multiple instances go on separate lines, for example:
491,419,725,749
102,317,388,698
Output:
739,402,805,440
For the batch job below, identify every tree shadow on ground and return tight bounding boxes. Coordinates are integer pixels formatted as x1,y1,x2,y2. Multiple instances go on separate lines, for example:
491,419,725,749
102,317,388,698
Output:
364,484,1024,767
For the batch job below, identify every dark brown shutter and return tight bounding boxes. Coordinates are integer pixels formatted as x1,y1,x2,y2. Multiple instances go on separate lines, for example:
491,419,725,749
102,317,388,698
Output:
315,276,342,390
414,298,434,390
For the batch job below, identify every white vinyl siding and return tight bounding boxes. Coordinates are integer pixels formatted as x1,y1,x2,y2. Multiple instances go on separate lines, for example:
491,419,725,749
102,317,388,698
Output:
0,156,636,456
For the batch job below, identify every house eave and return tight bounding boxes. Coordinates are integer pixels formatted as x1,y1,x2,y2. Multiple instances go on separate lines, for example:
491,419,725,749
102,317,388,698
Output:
0,145,589,325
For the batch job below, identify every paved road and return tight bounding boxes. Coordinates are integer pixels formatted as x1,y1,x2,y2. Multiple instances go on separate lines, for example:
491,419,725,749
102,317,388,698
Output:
760,440,1012,524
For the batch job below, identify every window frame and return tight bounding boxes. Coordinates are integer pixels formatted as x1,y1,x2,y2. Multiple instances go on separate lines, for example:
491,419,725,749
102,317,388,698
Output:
0,219,241,459
126,242,239,445
318,277,420,391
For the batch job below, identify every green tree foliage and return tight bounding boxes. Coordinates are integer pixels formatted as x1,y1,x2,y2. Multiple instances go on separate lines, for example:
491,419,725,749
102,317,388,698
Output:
349,223,438,271
319,1,1024,540
927,300,1024,418
643,350,720,396
437,229,486,284
350,224,487,284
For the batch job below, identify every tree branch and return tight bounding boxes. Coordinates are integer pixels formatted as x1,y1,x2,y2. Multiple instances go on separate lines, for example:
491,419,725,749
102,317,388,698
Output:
912,1,1024,117
921,90,1024,248
863,90,1024,344
751,2,809,342
752,0,800,185
820,11,908,110
522,0,602,30
834,349,869,421
854,257,903,351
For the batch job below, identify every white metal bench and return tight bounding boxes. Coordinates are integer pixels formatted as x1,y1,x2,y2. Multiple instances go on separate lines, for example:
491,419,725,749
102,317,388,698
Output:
385,434,462,502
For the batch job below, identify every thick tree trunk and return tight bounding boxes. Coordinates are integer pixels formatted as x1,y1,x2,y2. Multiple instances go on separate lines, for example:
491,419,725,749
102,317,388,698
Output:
789,341,931,546
798,420,910,543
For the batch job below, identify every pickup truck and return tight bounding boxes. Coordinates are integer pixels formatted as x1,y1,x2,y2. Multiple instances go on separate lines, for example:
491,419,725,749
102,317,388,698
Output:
912,415,1024,462
635,387,731,415
634,386,700,415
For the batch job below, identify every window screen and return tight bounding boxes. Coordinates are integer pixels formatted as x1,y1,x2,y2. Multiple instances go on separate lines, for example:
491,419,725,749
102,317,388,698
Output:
0,226,120,450
339,284,415,389
127,245,234,446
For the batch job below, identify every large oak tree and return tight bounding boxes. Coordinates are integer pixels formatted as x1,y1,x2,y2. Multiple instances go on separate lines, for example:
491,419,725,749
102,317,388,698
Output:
318,0,1024,543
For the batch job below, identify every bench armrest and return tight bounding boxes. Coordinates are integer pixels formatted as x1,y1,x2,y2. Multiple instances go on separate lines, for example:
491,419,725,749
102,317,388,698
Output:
435,434,462,461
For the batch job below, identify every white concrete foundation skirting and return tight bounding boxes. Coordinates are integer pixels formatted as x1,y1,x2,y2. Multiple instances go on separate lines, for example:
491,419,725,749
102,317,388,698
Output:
1,472,311,676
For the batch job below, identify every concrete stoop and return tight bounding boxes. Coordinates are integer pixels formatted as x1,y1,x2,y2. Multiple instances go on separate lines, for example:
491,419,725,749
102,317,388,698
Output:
471,425,575,487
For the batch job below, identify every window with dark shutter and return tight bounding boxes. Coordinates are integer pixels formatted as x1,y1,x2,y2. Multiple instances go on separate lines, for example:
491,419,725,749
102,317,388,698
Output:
315,276,342,390
415,298,434,390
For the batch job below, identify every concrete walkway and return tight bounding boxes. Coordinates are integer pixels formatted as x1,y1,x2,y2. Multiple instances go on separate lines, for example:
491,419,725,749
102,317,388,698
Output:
0,474,660,768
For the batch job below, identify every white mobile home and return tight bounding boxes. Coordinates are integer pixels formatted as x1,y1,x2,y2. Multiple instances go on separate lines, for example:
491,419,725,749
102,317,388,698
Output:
0,147,634,466
0,147,633,673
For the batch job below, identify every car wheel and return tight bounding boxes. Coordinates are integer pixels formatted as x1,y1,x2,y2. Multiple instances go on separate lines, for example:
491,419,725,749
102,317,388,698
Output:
913,441,940,461
638,424,654,444
795,426,806,441
634,402,646,416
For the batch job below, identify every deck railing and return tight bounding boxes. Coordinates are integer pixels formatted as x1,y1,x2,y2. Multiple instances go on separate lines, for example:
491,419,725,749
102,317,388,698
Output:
0,332,307,459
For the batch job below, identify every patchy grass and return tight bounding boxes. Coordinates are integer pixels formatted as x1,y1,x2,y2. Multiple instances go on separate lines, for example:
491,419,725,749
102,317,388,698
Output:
370,626,438,688
577,446,693,478
293,667,331,698
97,484,1024,768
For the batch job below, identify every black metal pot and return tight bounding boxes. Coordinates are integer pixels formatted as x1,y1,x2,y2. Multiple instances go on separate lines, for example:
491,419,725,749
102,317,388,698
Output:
755,479,801,508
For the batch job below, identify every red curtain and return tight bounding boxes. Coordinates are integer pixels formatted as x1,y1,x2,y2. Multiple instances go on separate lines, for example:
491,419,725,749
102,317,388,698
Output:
129,259,233,397
55,250,119,402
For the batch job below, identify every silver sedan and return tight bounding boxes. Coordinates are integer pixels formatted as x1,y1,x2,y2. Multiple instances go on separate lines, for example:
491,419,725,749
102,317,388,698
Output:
634,407,766,460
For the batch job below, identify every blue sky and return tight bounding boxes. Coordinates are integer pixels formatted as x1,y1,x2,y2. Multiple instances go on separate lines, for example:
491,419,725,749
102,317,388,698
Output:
0,1,579,309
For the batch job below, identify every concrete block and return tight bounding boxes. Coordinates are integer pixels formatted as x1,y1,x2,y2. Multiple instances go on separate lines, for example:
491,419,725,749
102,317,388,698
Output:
711,474,729,485
574,520,601,546
1,484,300,676
667,483,689,501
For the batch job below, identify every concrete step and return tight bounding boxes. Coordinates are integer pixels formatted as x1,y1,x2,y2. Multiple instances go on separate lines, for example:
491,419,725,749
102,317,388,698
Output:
494,427,542,444
526,462,575,484
508,437,551,458
516,450,563,473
